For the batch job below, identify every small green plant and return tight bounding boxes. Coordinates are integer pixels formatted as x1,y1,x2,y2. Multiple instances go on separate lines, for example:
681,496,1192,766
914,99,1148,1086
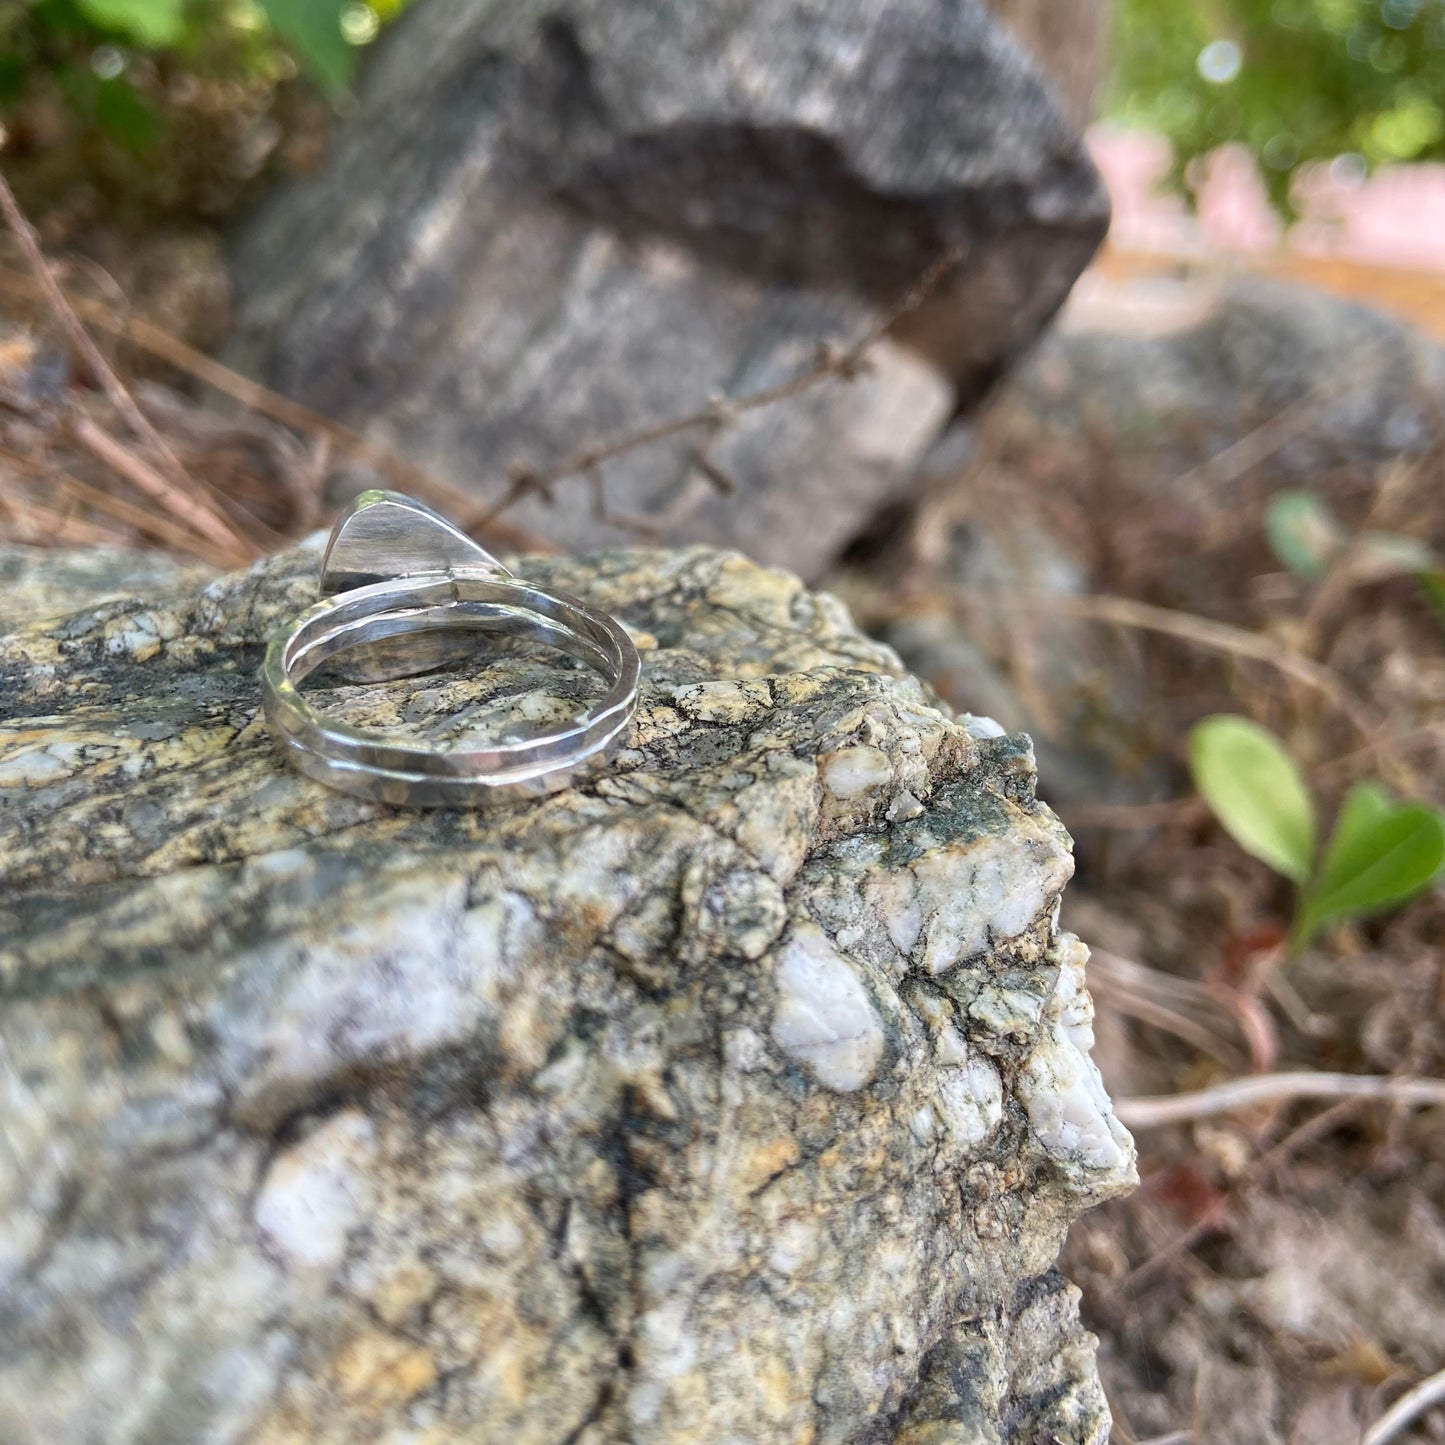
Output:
1188,714,1445,951
1265,488,1444,625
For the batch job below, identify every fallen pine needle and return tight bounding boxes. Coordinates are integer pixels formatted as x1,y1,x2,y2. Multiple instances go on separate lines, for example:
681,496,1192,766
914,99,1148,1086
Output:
1363,1364,1445,1445
1116,1071,1445,1129
0,170,251,558
70,416,246,558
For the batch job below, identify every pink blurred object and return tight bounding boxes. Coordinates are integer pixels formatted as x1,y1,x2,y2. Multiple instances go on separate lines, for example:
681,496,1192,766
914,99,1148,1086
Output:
1089,123,1445,273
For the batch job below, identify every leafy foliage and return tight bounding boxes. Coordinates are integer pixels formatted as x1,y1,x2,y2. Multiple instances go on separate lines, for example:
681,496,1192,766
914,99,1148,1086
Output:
1264,489,1344,580
1265,487,1444,624
1303,783,1445,935
1189,716,1445,950
1109,0,1445,215
1420,569,1445,621
253,0,354,99
0,0,409,159
75,0,186,48
1189,715,1316,883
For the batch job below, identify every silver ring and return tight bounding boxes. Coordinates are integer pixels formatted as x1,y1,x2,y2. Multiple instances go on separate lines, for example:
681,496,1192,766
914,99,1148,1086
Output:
261,491,641,806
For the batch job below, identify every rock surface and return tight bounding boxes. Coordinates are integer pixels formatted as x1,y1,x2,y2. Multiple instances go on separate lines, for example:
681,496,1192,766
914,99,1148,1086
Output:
226,0,1107,578
0,540,1133,1443
829,420,1170,827
0,542,212,631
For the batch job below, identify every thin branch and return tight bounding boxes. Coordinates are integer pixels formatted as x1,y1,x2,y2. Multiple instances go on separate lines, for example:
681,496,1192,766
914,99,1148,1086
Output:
0,170,249,556
1116,1071,1445,1130
1363,1366,1445,1445
1124,1094,1367,1291
468,246,967,530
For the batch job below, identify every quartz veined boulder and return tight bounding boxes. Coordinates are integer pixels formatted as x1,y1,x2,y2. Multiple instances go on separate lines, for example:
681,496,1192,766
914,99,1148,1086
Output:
225,0,1108,578
0,541,1134,1444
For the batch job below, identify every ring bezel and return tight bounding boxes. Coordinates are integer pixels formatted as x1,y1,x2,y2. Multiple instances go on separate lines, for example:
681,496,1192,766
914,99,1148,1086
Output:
260,493,642,806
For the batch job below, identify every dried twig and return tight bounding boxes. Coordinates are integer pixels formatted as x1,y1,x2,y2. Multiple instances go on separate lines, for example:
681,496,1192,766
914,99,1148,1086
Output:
468,246,967,530
0,245,964,550
0,171,249,557
1124,1094,1366,1289
1087,948,1244,1068
1116,1071,1445,1130
1363,1364,1445,1445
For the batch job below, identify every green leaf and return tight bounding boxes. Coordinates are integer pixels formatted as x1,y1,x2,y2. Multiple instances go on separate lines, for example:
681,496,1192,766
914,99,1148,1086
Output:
255,0,353,96
1419,570,1445,625
93,75,158,149
1265,490,1344,581
75,0,184,46
1300,784,1445,935
1189,715,1316,883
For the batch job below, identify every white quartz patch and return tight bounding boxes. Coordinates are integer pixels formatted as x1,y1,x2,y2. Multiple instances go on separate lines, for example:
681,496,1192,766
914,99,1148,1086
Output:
872,827,1074,974
958,713,1007,740
934,1054,1004,1149
254,1108,377,1271
820,744,893,801
1016,935,1135,1177
770,922,886,1092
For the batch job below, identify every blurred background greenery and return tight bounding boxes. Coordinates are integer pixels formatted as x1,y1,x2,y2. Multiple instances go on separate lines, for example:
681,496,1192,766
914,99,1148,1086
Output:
5,0,1445,226
1111,0,1445,215
0,0,409,225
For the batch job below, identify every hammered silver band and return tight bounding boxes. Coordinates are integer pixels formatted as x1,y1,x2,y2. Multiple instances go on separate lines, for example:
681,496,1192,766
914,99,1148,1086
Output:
261,491,641,806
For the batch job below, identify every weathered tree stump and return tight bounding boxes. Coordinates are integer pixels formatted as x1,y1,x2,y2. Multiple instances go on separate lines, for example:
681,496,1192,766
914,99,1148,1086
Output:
226,0,1108,578
0,542,1134,1443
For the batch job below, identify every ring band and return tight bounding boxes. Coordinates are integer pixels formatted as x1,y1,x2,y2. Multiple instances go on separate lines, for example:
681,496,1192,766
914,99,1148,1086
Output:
261,492,641,806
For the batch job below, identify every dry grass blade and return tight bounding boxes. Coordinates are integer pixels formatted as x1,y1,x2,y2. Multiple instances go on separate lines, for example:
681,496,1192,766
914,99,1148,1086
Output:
1117,1071,1445,1129
1087,948,1244,1068
0,475,119,547
2,446,236,566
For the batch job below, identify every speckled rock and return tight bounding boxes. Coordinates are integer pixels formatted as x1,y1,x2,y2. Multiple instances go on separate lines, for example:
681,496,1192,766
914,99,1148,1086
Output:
0,542,212,632
0,541,1135,1444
